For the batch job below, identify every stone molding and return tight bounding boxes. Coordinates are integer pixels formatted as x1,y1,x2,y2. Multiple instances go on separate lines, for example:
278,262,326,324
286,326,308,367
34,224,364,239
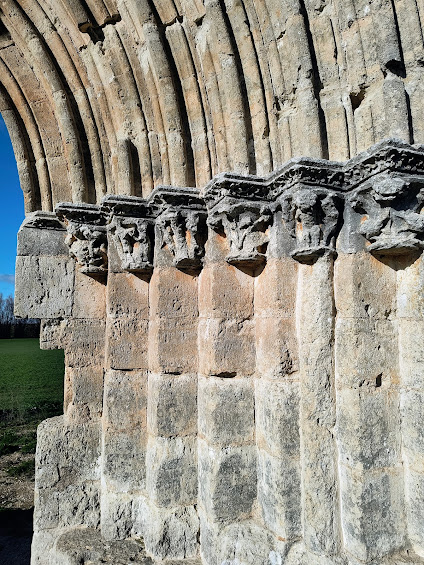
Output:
54,140,424,272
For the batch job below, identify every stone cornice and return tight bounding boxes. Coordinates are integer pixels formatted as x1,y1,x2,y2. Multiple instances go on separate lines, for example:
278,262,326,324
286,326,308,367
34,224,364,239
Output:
49,140,424,272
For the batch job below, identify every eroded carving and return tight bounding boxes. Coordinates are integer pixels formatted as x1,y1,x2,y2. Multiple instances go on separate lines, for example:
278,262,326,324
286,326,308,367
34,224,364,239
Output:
56,204,108,275
109,216,153,273
208,201,272,268
349,174,424,255
156,207,207,271
149,187,207,272
281,187,341,262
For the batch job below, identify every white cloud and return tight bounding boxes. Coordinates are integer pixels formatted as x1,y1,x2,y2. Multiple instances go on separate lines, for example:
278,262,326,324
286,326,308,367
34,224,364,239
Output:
0,274,15,285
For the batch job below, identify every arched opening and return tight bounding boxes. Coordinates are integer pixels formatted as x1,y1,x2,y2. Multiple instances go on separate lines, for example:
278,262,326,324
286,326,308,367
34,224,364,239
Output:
0,114,64,565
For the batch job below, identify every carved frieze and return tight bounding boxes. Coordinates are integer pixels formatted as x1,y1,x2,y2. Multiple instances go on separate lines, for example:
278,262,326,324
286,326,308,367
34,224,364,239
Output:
205,174,273,268
102,196,154,274
279,186,341,262
56,203,108,275
150,187,207,272
349,174,424,255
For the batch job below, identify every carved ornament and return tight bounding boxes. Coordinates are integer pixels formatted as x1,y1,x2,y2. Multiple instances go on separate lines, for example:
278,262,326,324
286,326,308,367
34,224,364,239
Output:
56,203,108,275
349,174,424,255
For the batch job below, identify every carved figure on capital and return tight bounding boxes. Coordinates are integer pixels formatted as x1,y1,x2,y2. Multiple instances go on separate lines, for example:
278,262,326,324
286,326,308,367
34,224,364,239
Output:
156,207,207,272
64,222,108,274
207,201,273,268
109,215,153,273
56,204,108,275
280,187,341,262
349,174,424,255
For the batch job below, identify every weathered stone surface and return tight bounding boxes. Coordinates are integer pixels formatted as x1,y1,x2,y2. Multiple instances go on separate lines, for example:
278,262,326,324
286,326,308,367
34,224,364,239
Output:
14,134,424,564
198,376,254,446
198,440,256,525
148,373,197,438
15,255,74,319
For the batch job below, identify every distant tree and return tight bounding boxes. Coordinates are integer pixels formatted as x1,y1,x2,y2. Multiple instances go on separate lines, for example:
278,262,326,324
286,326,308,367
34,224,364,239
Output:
0,293,40,338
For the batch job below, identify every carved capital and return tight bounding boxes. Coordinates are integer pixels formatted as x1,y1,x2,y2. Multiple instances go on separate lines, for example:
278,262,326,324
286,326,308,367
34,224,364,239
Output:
102,196,154,274
56,203,108,275
279,186,341,262
205,174,273,268
349,174,424,255
149,187,207,272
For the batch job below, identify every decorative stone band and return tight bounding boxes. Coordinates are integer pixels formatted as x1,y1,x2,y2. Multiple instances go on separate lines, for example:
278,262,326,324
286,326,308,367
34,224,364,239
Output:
55,140,424,274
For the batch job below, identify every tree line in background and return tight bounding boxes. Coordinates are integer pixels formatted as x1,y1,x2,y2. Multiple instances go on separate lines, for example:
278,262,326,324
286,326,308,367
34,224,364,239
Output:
0,294,40,339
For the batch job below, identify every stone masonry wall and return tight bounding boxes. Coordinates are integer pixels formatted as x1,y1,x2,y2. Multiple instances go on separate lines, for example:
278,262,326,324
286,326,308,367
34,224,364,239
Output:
15,139,424,565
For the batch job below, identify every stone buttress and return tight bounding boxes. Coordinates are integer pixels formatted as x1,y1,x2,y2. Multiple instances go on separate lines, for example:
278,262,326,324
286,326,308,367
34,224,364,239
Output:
15,139,424,565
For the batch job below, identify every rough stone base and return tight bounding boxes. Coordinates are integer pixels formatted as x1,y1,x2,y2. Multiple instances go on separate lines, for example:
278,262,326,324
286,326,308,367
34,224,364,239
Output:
50,528,203,565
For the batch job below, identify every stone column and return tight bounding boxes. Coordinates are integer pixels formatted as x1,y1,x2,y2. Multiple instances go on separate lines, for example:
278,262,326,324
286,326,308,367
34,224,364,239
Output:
276,180,343,561
140,188,202,560
335,173,412,562
100,196,151,541
254,211,302,553
398,254,424,555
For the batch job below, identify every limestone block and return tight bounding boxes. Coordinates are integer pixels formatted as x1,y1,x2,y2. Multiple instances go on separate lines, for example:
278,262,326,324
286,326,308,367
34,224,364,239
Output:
50,528,151,565
198,376,254,445
198,318,255,377
64,366,103,422
198,509,220,565
72,267,106,319
219,520,285,565
15,255,74,319
335,318,398,389
301,417,339,556
398,320,424,389
64,319,105,368
198,263,253,318
107,272,149,318
257,449,301,540
397,257,424,319
340,465,406,561
137,500,199,560
36,417,101,489
401,391,424,459
149,317,198,373
198,439,256,525
150,268,198,319
255,379,300,457
31,530,57,565
146,436,197,508
33,488,59,531
39,319,67,350
404,469,424,551
335,253,397,320
337,388,401,470
58,482,100,528
101,491,134,541
254,258,297,317
104,369,147,432
148,373,197,437
17,223,68,257
106,317,149,370
102,430,147,492
255,316,298,378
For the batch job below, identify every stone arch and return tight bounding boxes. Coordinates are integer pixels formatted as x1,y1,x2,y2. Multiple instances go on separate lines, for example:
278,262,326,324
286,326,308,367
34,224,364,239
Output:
0,0,423,210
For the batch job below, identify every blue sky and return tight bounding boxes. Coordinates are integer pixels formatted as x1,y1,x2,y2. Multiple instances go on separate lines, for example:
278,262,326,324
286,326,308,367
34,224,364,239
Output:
0,115,24,297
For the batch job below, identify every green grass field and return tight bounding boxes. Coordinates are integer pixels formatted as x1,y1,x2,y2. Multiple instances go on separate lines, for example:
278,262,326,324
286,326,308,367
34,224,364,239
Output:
0,339,64,486
0,338,64,422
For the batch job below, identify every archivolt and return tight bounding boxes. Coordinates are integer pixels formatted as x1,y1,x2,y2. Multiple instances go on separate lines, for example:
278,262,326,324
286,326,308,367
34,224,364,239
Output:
0,0,422,211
